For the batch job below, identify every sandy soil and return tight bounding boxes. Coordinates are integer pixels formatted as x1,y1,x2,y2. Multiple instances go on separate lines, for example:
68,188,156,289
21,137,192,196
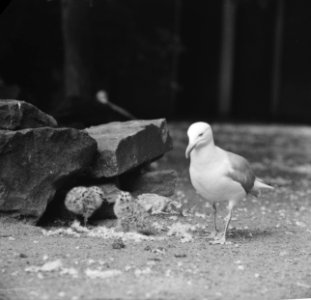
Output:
1,122,311,300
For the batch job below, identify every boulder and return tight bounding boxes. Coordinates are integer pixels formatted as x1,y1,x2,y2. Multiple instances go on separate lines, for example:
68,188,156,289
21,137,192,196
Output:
0,127,97,221
122,169,177,197
85,119,173,178
0,99,58,130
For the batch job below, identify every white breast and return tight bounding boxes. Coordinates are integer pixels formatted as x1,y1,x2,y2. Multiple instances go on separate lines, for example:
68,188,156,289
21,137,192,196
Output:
189,147,246,203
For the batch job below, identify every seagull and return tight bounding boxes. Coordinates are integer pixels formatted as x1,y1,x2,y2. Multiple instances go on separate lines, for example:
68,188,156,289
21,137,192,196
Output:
185,122,273,244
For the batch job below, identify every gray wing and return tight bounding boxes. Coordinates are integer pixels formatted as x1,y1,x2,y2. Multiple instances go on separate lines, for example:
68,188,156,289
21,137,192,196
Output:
225,151,255,194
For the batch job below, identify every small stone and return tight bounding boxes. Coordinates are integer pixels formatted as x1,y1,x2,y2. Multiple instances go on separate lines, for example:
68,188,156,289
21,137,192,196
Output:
60,267,78,278
194,212,206,219
174,253,187,258
85,268,122,279
134,267,152,276
124,265,132,271
19,253,27,258
295,221,306,228
152,247,166,255
234,260,242,264
87,259,95,265
25,259,63,273
279,250,287,257
58,292,66,298
149,257,161,262
112,238,125,249
146,260,156,266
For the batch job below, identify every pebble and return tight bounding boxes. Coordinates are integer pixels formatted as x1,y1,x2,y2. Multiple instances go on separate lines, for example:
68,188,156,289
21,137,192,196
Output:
174,253,187,258
112,238,125,249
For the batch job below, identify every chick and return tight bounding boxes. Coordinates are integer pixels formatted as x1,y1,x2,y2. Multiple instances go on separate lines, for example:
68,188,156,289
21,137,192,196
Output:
65,186,106,226
113,191,152,234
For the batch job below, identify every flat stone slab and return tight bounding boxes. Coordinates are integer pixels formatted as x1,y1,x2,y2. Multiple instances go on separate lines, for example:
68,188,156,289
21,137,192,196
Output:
85,119,173,178
0,127,97,221
123,169,177,197
0,99,58,130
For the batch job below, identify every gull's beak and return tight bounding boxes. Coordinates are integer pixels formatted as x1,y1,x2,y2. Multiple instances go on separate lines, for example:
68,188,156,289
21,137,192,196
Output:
185,141,196,159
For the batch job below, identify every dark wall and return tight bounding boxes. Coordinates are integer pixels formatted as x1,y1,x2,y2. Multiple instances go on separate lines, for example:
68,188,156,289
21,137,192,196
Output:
178,0,311,123
0,0,179,120
177,0,222,119
91,0,179,117
232,0,276,119
0,0,311,123
280,0,311,122
0,0,63,112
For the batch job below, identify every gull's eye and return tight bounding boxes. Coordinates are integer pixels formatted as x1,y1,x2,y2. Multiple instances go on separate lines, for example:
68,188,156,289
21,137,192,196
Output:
198,132,204,137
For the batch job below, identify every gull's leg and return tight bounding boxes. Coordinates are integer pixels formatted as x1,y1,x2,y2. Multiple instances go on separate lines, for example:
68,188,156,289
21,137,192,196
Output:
222,206,233,242
208,202,218,238
213,202,218,233
210,201,234,245
83,215,88,227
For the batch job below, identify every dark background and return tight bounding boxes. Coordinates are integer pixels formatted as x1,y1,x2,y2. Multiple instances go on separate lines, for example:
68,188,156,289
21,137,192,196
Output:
0,0,311,126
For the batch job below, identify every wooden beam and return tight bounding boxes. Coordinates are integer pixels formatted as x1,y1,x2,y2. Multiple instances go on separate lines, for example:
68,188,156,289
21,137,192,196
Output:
270,0,284,115
218,0,237,117
61,0,92,104
169,0,182,116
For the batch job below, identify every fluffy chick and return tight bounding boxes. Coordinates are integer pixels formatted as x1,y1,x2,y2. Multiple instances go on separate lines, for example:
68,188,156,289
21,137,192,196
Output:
113,191,152,234
65,186,105,226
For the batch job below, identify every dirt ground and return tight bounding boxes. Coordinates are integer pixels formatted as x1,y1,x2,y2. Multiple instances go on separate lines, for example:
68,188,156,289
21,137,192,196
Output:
1,122,311,300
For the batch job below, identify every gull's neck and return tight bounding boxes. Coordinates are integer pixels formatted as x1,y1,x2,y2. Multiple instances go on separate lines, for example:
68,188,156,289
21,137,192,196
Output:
190,140,218,165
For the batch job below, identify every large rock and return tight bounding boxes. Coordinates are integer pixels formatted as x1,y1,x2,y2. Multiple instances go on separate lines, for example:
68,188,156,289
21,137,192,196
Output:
0,127,97,221
122,169,177,197
85,119,173,178
0,99,58,130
